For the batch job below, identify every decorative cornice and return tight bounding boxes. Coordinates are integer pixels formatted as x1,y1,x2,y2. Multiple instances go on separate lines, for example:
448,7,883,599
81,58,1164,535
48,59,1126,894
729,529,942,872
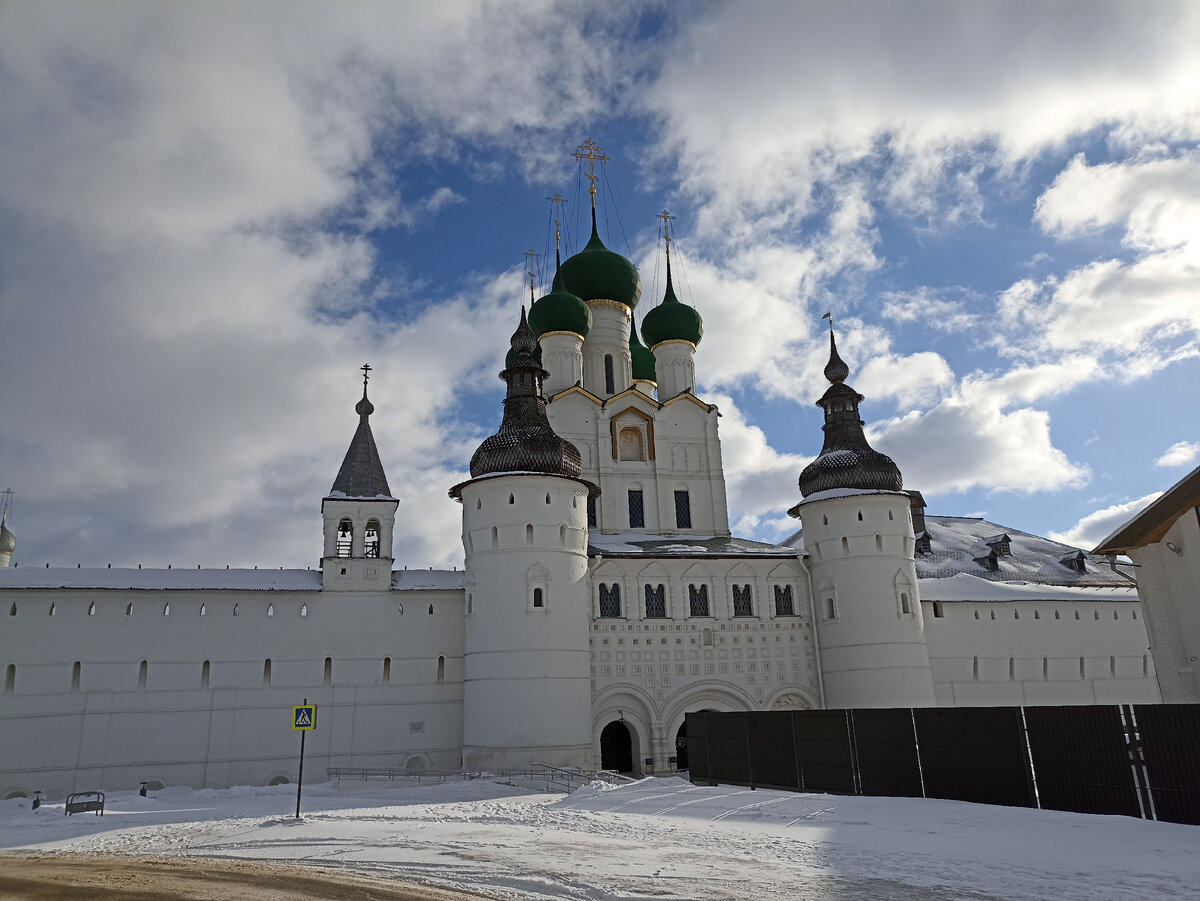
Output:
586,298,632,318
649,338,697,352
538,329,585,340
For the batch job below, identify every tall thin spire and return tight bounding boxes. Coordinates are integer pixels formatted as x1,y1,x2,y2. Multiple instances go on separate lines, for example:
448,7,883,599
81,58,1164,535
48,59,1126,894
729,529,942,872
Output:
659,208,678,300
524,247,540,303
547,193,567,267
571,138,610,212
333,366,392,498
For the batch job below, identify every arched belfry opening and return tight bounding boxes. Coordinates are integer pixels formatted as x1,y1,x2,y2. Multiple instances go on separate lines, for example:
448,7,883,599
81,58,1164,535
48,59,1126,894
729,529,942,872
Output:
600,720,634,773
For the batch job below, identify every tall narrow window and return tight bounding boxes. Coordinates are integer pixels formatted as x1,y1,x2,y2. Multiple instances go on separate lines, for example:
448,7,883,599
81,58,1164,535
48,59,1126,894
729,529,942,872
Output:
604,353,615,394
599,584,622,618
437,656,445,683
323,657,332,686
773,585,795,616
932,601,943,618
628,489,645,528
526,523,534,546
201,660,210,688
300,604,307,616
126,602,133,616
4,664,14,694
266,603,274,616
900,593,911,615
87,602,95,616
263,658,272,686
1008,657,1015,681
587,495,597,528
71,661,81,692
365,520,381,557
138,660,148,690
824,595,836,620
336,519,353,557
732,584,753,617
674,490,692,529
644,584,667,618
383,657,391,683
689,584,710,617
533,587,544,608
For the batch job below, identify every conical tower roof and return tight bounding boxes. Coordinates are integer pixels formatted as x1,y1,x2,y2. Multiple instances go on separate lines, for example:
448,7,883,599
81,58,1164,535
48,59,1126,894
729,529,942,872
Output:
798,329,902,497
330,374,393,499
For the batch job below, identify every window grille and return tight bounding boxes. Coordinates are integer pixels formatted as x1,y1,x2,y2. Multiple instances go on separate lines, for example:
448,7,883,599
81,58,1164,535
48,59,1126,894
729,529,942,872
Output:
587,495,597,528
645,584,667,618
915,532,932,555
599,583,622,618
628,489,645,528
773,584,795,616
604,354,615,395
732,584,753,617
674,490,692,528
689,584,710,617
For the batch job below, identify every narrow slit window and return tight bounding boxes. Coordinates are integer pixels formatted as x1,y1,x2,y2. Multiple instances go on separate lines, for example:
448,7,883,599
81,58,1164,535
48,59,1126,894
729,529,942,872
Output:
383,657,391,683
674,490,692,529
5,664,14,694
323,656,332,686
71,661,81,692
604,353,615,394
201,660,210,688
437,656,445,683
263,658,272,686
139,660,148,690
587,495,597,528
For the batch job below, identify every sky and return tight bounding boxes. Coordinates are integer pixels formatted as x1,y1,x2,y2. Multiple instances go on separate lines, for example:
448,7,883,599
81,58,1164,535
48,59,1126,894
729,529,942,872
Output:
4,777,1199,899
2,1,1199,570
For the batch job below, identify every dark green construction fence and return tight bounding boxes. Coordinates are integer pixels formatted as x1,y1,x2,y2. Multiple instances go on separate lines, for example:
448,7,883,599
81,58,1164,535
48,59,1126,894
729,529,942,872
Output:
685,704,1200,825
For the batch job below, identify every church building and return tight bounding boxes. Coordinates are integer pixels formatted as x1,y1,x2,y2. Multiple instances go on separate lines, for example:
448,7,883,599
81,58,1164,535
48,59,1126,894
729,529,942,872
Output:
0,156,1160,799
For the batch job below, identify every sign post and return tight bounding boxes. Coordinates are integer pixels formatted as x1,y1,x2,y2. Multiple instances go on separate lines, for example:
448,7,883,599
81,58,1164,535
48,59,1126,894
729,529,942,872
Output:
292,699,316,818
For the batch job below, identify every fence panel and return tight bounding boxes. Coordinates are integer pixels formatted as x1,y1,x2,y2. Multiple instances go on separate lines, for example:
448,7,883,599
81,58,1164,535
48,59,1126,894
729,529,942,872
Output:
1023,705,1141,818
794,709,855,794
748,711,799,789
1134,704,1200,826
686,712,710,781
850,708,924,798
914,707,1035,809
704,712,752,786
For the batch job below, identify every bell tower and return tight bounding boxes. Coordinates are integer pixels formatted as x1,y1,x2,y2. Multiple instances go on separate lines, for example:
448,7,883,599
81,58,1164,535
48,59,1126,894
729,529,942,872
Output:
321,365,398,591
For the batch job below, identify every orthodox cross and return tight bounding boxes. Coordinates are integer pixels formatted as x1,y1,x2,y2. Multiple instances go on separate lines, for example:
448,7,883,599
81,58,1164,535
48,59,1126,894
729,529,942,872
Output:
546,192,568,256
571,138,610,209
659,209,676,261
523,247,540,302
360,363,372,390
1,488,12,515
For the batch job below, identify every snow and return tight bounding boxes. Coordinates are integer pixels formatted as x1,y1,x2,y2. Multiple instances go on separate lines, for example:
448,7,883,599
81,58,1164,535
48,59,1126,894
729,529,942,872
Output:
794,487,906,504
919,573,1140,603
392,569,464,591
0,567,324,591
1,777,1195,899
589,532,797,557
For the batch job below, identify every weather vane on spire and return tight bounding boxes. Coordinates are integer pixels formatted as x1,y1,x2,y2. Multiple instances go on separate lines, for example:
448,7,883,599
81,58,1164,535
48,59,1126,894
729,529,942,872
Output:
523,247,540,302
571,138,610,209
546,192,568,257
659,209,676,261
822,311,834,333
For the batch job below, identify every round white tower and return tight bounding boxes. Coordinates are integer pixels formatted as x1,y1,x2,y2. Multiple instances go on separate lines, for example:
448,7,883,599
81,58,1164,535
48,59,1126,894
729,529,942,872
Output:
790,328,935,708
451,308,598,770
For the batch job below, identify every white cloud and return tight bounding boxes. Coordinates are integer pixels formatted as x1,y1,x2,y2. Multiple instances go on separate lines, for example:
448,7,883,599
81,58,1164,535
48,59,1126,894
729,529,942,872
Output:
881,287,979,333
855,352,956,407
1156,441,1200,467
1050,493,1163,550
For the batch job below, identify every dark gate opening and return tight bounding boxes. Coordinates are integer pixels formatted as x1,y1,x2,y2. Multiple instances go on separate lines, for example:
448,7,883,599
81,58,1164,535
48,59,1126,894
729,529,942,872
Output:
675,722,689,770
601,721,633,772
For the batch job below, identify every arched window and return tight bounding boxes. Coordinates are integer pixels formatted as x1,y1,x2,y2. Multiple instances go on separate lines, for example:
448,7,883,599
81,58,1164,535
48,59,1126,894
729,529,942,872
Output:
383,657,391,683
824,595,836,620
336,519,353,557
87,602,95,616
266,604,274,616
688,584,710,617
263,659,271,685
900,592,911,615
364,520,381,558
674,490,692,528
533,587,544,608
300,604,307,616
201,660,210,688
702,627,713,647
4,664,14,694
526,523,534,546
125,602,133,616
618,427,644,461
437,656,445,682
323,657,333,685
48,603,55,616
138,660,148,690
840,537,849,555
732,584,753,617
604,353,615,394
644,584,667,618
599,584,622,618
773,585,795,616
163,603,170,616
71,661,81,692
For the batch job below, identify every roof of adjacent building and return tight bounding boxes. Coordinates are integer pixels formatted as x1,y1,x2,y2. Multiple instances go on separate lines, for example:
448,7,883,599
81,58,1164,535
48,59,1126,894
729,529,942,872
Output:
0,567,464,591
1093,463,1200,554
589,532,798,559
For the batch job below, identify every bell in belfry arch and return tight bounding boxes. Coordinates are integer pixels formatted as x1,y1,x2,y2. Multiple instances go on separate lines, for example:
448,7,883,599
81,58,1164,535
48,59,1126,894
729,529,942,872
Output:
338,522,351,536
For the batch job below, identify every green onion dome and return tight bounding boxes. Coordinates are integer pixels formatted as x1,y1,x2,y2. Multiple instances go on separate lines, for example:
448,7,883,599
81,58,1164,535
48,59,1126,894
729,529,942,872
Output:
640,261,702,348
528,269,592,338
558,213,642,310
629,321,657,383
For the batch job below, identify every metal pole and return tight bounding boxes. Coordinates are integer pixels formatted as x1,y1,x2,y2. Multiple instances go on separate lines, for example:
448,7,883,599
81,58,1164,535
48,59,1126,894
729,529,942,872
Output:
296,697,306,819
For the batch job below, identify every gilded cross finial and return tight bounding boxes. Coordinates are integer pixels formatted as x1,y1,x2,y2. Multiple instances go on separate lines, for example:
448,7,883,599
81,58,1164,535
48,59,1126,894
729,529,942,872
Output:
524,247,540,302
546,193,568,255
570,138,610,209
659,209,676,261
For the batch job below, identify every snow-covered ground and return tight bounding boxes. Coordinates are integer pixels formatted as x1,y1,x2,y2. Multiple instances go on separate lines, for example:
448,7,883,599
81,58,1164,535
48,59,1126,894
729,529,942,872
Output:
1,776,1196,900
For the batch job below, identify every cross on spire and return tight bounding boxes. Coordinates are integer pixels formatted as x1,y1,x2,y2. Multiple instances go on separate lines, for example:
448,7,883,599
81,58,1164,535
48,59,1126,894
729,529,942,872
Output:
659,209,676,261
546,192,568,257
361,363,372,390
571,138,610,209
523,247,540,302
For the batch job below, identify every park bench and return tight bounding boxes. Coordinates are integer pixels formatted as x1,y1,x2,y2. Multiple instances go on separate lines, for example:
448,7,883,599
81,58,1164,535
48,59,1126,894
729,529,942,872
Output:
64,791,104,816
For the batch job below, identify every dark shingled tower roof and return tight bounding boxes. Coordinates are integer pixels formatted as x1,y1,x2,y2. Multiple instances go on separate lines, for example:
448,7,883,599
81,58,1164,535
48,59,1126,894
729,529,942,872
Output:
462,307,583,483
330,378,393,499
797,328,903,497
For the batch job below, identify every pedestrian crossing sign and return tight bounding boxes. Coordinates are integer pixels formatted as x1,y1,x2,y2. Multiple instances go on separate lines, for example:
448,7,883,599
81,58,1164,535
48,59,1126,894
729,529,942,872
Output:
292,705,316,730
